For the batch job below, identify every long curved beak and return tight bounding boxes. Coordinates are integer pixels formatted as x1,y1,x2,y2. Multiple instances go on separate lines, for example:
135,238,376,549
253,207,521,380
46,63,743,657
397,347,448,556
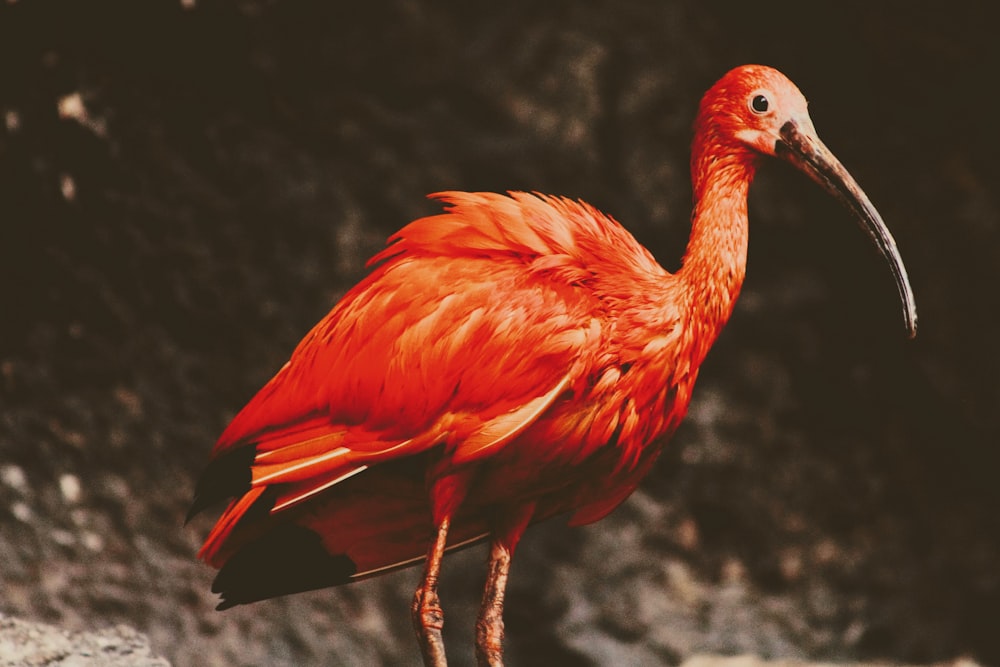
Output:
775,120,918,338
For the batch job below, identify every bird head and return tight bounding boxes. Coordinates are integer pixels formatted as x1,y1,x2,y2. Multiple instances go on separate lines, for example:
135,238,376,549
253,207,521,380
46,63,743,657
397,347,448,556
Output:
696,64,918,338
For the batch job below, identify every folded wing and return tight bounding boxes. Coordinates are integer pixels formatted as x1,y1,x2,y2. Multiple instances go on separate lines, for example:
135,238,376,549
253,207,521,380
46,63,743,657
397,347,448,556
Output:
192,194,617,579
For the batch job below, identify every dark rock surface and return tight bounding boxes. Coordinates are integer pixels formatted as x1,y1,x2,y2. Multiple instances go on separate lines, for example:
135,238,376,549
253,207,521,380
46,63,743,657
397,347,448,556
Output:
0,1,996,666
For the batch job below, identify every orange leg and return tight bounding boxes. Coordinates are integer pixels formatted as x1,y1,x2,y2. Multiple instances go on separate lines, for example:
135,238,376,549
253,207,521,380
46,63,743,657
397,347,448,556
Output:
475,503,535,667
412,516,451,667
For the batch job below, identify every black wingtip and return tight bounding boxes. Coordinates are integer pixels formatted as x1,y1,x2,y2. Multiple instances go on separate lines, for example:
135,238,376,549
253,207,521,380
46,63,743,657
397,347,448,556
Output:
184,493,213,525
212,523,358,609
186,446,257,524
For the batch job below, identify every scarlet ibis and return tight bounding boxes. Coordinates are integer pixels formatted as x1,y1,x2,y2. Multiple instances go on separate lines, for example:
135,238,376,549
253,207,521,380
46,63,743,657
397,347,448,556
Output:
189,64,917,666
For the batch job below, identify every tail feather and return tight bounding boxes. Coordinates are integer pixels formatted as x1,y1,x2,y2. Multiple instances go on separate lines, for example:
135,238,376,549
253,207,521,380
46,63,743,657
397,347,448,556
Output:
198,485,270,567
212,522,357,609
205,461,491,606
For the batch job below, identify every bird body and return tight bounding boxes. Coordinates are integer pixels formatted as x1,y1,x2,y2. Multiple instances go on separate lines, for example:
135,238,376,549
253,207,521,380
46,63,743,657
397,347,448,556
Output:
195,191,721,592
190,65,917,665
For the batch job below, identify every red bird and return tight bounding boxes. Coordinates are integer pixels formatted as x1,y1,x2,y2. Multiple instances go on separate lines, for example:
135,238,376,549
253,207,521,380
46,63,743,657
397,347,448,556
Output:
189,65,917,666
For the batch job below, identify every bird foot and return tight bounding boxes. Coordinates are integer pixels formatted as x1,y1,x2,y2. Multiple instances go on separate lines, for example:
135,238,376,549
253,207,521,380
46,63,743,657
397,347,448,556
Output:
475,541,513,667
474,610,504,667
412,582,447,667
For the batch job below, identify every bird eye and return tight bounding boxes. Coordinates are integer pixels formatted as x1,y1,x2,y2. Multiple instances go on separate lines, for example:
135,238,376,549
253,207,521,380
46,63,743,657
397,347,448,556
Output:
750,93,770,114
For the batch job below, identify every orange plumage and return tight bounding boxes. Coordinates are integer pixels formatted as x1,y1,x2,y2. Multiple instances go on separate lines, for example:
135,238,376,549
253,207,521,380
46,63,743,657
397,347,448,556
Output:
193,192,696,586
190,65,916,665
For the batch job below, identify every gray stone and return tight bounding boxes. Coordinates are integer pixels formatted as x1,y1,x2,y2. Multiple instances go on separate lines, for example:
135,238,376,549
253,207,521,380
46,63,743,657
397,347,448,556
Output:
0,615,170,667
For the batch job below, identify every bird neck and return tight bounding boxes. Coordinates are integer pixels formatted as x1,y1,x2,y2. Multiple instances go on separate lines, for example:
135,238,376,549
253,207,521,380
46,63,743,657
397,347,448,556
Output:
678,142,758,354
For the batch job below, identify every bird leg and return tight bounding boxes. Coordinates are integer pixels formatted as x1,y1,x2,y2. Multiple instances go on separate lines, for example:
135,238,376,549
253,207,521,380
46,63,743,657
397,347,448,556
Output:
475,503,535,667
475,539,512,666
412,516,451,667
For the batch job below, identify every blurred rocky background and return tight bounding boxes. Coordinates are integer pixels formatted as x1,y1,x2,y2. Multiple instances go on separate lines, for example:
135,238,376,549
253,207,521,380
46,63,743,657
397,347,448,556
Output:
0,1,996,665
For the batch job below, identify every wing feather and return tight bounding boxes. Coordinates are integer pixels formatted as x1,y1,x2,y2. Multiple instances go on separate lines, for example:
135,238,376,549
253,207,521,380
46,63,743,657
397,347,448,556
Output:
271,465,368,513
453,374,571,464
194,192,631,575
